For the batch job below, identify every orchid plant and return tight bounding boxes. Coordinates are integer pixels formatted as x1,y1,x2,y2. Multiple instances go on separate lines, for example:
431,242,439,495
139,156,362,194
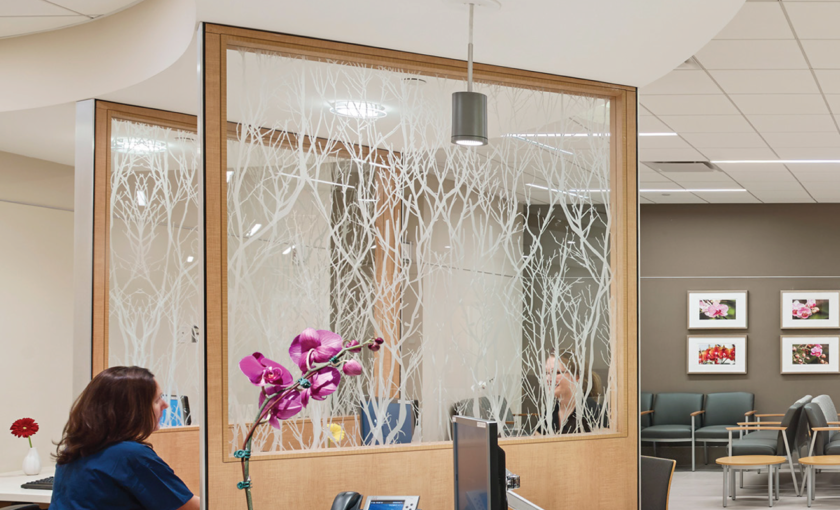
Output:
237,328,382,510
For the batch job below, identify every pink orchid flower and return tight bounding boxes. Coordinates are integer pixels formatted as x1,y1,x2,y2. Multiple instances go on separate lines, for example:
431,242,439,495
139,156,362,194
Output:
289,328,344,372
260,388,304,427
811,345,823,357
299,367,341,407
239,353,293,388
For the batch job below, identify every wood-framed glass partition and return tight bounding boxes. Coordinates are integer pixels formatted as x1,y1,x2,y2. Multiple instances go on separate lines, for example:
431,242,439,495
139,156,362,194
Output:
89,100,201,492
201,24,638,509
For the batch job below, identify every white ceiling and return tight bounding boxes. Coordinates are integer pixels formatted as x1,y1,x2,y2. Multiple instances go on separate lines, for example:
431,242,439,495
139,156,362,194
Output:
0,0,142,38
639,0,840,204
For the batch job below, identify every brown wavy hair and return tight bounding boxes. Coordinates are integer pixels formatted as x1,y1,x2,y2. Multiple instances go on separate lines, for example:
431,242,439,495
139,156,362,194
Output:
55,366,158,465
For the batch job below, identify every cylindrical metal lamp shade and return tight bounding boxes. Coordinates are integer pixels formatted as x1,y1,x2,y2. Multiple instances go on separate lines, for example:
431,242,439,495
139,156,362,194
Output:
451,91,488,146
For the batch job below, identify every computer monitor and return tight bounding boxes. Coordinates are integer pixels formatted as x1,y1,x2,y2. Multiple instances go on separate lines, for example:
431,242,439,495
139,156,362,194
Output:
453,416,507,510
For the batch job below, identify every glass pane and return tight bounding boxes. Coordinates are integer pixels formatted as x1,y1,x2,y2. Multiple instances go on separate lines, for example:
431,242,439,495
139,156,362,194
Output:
109,119,202,428
226,49,613,454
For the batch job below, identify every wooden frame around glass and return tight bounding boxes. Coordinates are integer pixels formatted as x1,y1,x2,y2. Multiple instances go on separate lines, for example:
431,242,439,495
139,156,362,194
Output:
780,290,840,330
89,100,201,492
780,335,840,375
687,290,749,330
200,23,638,510
686,335,748,375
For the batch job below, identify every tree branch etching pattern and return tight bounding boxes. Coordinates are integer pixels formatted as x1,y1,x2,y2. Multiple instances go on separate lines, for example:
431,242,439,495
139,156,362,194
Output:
226,50,613,453
109,120,202,427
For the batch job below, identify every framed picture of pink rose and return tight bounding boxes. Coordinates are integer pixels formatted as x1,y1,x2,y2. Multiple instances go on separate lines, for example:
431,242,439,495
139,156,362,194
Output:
687,335,747,375
687,291,748,329
780,336,840,374
780,291,840,329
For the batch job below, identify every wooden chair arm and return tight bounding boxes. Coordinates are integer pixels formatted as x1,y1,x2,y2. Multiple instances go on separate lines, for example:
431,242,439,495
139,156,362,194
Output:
745,410,757,416
727,426,787,431
690,410,705,417
756,414,785,418
640,410,654,416
812,427,840,432
738,421,780,426
827,422,840,425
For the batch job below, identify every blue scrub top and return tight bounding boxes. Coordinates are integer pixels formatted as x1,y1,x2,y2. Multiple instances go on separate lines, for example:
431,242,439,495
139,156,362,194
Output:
51,440,193,510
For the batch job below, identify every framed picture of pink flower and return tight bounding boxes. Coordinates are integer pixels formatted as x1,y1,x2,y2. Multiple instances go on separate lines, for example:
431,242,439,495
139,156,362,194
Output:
780,291,840,329
687,335,747,374
781,336,840,374
687,291,748,329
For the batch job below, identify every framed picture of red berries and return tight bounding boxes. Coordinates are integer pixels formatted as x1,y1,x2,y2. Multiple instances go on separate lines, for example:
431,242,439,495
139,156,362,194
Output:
686,335,747,375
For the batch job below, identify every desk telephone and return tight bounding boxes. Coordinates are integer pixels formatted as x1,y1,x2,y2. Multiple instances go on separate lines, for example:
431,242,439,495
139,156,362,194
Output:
331,492,420,510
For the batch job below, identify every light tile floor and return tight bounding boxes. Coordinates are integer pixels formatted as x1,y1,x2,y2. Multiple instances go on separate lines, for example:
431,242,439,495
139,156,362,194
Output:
670,465,840,509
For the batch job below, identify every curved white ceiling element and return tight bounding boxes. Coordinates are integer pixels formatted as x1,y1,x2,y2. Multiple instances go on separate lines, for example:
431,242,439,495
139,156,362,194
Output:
0,0,195,112
0,1,145,40
198,0,744,88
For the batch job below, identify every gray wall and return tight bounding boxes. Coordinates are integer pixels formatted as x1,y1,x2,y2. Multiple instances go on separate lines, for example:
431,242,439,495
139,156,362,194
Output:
641,204,840,414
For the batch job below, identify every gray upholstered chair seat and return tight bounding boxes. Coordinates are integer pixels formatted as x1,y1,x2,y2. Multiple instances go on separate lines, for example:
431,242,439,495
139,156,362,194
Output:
695,425,732,439
641,424,693,439
731,437,779,456
825,438,840,455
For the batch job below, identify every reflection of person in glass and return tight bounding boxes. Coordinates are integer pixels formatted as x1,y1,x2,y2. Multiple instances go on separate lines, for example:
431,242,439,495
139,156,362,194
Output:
541,353,602,434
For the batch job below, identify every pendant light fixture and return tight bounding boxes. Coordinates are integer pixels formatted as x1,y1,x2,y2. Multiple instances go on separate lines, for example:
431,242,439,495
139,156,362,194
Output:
451,1,490,147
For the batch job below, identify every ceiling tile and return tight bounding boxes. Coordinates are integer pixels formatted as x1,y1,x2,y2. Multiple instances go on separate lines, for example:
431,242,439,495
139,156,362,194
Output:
815,71,840,94
639,116,672,133
0,0,76,15
786,162,840,173
641,95,738,116
46,0,138,16
762,132,840,148
825,95,840,114
638,171,674,183
785,2,840,40
640,193,708,204
681,132,768,149
638,135,693,150
703,147,779,160
801,41,840,70
660,172,737,183
639,106,655,116
809,192,840,204
725,169,799,182
639,148,708,162
740,181,805,191
639,182,685,190
787,169,840,181
713,2,794,40
710,70,819,94
697,40,808,70
693,193,761,204
801,181,840,192
775,147,840,159
0,15,87,38
657,115,755,133
640,70,721,95
751,190,815,203
640,197,656,204
730,94,829,115
748,114,837,133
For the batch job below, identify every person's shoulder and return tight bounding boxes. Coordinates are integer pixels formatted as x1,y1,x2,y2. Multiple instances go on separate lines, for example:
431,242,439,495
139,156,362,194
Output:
100,441,156,460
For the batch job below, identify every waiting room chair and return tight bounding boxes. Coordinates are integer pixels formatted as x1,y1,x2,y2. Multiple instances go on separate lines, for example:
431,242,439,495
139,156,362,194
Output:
640,392,704,471
694,392,755,466
641,392,653,431
641,455,676,510
727,395,811,496
804,401,840,457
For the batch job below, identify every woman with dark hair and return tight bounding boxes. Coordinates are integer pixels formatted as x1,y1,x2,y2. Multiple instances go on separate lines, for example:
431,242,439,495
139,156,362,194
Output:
50,366,200,510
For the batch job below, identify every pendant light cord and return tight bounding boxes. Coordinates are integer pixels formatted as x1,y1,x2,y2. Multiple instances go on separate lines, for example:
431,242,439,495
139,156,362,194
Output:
467,3,474,93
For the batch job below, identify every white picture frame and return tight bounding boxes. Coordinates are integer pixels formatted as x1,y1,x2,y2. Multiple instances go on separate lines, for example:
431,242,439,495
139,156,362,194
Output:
781,336,840,375
780,290,840,330
687,335,747,375
687,291,748,330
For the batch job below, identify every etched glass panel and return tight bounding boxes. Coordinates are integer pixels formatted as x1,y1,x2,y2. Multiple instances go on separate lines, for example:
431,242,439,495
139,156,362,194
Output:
226,49,613,453
109,119,202,427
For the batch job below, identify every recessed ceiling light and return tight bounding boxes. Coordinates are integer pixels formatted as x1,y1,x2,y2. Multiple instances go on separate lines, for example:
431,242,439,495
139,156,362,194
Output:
246,224,262,238
136,190,147,206
329,100,387,119
282,245,294,255
186,256,194,263
445,245,451,249
226,170,234,183
114,137,167,154
711,160,840,164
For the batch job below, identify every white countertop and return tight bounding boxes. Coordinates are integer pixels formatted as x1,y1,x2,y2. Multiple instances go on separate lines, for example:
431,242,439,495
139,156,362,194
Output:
0,467,54,504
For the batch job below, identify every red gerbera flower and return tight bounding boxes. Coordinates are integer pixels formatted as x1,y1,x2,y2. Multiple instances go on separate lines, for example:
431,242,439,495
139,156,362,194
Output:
10,418,39,439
